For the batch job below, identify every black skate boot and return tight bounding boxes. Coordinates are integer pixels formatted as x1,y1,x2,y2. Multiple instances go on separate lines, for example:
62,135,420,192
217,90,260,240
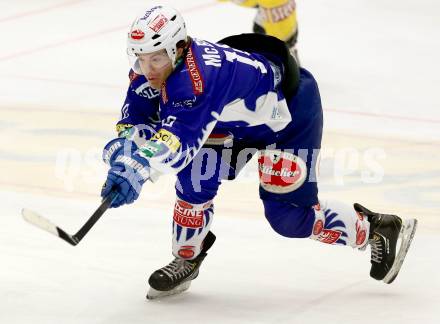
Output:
354,203,417,284
146,231,216,299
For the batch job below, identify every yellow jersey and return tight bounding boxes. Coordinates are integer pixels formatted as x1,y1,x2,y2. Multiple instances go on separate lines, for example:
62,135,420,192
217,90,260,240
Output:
222,0,298,43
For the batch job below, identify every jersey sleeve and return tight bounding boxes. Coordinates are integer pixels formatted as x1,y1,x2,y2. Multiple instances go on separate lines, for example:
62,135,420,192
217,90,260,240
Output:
256,0,298,42
116,70,161,140
138,87,221,175
223,0,298,43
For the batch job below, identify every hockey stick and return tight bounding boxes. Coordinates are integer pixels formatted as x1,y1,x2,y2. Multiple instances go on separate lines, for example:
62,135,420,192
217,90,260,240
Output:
21,192,118,246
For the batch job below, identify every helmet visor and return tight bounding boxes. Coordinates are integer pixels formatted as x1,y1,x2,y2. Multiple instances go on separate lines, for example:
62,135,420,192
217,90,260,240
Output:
127,49,171,74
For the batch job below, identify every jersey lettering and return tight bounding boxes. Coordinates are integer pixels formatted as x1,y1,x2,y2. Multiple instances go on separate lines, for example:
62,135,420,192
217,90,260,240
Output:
135,83,160,99
195,39,222,67
120,104,129,119
224,51,267,73
162,116,177,127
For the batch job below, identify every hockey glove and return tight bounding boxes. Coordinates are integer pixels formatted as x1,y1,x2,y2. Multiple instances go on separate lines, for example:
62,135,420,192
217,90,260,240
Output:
101,138,151,208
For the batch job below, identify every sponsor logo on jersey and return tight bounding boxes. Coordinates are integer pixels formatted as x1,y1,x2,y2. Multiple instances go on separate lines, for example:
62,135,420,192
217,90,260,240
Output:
150,128,181,152
135,82,160,99
173,201,204,229
139,141,161,158
115,123,133,138
261,0,296,23
316,229,341,244
148,14,168,33
185,47,204,95
258,150,307,193
130,29,145,40
172,97,197,108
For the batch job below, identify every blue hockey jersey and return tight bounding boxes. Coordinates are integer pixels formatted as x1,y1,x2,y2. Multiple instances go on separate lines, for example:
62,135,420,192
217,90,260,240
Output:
117,37,312,178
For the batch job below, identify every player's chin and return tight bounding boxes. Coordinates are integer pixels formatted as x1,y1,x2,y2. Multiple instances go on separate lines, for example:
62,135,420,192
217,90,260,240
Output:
147,79,162,89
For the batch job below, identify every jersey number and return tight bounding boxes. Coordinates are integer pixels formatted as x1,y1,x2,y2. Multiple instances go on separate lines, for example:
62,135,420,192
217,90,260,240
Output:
223,51,268,74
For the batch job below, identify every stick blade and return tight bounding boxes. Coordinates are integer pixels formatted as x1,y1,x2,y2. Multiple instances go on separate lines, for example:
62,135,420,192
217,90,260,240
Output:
22,208,58,235
21,208,78,246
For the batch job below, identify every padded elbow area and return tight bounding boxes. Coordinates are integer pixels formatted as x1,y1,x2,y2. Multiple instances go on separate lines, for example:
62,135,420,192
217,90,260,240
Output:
262,200,314,238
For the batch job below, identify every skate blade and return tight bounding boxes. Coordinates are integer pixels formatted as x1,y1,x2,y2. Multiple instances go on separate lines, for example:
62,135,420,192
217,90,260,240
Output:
146,280,192,300
383,218,418,284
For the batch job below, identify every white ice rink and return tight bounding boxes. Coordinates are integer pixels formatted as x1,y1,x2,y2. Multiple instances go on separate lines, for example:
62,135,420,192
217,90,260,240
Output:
1,0,439,323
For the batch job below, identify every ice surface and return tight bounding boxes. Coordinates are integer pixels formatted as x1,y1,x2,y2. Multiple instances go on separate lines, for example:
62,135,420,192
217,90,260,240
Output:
0,0,439,323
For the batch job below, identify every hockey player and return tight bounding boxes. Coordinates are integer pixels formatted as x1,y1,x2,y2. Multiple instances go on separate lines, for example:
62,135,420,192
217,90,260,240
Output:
218,0,300,60
101,5,417,299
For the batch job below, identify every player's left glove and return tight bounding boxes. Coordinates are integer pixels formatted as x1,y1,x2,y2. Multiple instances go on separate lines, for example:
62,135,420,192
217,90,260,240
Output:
101,138,151,208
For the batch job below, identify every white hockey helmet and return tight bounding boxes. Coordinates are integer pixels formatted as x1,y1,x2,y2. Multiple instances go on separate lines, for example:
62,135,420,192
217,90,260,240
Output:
127,5,187,73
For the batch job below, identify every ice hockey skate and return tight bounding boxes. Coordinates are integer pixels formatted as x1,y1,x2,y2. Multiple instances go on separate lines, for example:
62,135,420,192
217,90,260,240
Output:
354,203,417,284
146,231,216,300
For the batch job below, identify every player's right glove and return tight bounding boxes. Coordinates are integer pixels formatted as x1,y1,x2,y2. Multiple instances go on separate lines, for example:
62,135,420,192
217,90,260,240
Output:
101,138,151,208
